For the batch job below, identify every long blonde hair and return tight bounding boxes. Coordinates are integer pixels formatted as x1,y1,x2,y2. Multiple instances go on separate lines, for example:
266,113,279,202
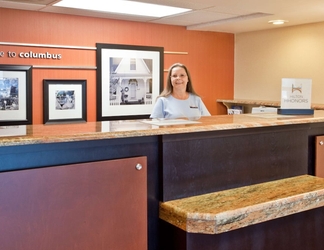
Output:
159,63,199,97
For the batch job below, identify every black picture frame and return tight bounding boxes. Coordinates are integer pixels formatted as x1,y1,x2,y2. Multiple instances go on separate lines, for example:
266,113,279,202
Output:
0,64,32,126
43,79,87,124
96,43,163,121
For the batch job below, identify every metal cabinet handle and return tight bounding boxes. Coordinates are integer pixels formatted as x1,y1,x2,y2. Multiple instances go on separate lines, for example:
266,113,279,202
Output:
135,163,143,170
320,141,324,146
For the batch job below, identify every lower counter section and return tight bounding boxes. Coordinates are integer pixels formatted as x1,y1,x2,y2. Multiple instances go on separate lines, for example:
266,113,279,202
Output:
160,175,324,234
159,175,324,249
160,206,324,250
160,175,324,250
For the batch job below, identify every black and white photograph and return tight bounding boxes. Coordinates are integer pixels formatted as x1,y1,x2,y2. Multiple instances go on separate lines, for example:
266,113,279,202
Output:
0,65,32,126
0,77,19,111
43,79,86,124
55,90,75,110
109,57,153,106
96,43,163,121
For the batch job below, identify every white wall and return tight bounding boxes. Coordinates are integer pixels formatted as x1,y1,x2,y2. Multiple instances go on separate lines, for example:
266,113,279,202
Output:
234,22,324,103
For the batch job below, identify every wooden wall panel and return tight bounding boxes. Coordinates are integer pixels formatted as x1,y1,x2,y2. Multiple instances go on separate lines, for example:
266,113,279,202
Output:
315,135,324,177
162,125,308,201
0,156,147,250
0,8,234,123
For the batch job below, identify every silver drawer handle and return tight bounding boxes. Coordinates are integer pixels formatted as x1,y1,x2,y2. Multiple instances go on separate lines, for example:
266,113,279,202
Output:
320,141,324,146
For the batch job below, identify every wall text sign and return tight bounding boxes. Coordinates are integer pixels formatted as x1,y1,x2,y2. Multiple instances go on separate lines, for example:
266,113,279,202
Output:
0,50,62,59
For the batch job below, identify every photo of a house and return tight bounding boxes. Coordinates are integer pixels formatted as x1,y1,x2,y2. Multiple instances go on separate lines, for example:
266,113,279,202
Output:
109,57,153,106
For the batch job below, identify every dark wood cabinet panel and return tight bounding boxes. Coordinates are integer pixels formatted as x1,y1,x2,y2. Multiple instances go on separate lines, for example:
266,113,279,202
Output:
315,135,324,177
162,125,309,201
0,157,147,250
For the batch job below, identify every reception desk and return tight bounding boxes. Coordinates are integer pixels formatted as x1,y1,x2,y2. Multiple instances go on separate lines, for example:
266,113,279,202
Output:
2,112,324,249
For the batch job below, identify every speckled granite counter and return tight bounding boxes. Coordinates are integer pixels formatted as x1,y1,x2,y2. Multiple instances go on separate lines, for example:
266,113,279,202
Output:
160,175,324,235
217,99,281,108
2,110,324,146
217,99,324,112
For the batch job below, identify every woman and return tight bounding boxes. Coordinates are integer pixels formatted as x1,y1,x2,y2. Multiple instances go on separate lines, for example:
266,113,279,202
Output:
150,63,211,119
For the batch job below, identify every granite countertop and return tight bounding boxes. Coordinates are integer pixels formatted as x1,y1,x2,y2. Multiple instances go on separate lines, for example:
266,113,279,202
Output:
217,99,324,110
2,110,324,146
159,175,324,234
217,99,281,107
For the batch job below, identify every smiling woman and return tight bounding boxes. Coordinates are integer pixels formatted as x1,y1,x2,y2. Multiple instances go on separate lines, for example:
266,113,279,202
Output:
150,63,211,120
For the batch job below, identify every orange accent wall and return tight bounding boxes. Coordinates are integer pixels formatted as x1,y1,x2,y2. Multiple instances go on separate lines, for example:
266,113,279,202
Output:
0,8,234,124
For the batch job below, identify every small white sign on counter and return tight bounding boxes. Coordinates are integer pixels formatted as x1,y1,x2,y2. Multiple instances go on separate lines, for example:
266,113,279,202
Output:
141,119,201,126
281,78,312,109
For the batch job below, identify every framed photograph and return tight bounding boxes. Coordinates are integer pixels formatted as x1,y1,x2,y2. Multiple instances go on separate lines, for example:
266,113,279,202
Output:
43,79,87,124
96,43,163,121
0,64,32,126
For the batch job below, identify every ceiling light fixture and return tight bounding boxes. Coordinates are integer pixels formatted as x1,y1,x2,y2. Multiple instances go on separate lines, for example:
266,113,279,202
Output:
54,0,191,18
268,20,288,25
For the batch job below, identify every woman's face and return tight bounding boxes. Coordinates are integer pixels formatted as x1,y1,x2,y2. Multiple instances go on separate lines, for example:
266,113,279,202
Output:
170,66,188,92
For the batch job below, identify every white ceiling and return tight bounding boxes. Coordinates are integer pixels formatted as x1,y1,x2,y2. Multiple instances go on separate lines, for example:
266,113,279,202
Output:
1,0,324,34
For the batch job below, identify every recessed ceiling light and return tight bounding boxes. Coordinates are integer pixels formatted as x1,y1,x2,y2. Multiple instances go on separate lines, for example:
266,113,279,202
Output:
268,20,288,25
54,0,191,18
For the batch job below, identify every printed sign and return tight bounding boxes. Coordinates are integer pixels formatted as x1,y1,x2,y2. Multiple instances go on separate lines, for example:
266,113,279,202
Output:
281,78,312,109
